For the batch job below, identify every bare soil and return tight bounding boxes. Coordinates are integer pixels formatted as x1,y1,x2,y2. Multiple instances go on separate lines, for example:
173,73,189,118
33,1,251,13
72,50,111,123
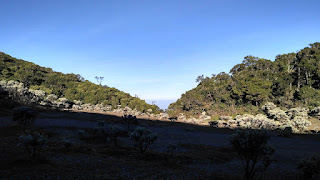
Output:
1,109,320,179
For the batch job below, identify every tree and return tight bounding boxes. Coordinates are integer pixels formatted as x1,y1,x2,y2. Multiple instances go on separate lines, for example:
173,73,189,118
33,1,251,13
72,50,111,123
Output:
95,76,104,85
196,75,204,83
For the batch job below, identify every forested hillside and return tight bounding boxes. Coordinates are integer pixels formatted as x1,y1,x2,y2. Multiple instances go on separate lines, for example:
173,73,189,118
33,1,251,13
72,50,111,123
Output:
169,43,320,117
0,52,160,113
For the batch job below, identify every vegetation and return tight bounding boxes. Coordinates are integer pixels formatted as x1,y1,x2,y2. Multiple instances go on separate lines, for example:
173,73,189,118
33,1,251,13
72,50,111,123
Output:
129,127,157,153
12,106,37,127
298,154,320,179
18,130,47,159
162,144,178,160
107,125,124,146
122,114,138,132
230,129,274,179
0,52,160,113
169,43,320,117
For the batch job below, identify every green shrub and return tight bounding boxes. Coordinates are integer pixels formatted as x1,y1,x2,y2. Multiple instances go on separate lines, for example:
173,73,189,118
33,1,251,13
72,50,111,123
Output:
94,122,124,145
12,106,37,127
108,125,123,146
230,129,274,179
129,127,157,153
18,130,47,159
122,114,138,132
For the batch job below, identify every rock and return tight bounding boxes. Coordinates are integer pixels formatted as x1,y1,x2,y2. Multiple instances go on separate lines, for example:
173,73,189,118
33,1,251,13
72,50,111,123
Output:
309,107,320,117
267,108,289,121
72,104,83,110
262,102,277,112
39,100,53,107
83,104,94,111
94,104,106,112
286,107,308,119
219,115,233,121
113,108,125,114
105,105,112,111
46,94,58,101
209,121,218,128
73,100,83,105
159,113,169,120
186,118,197,124
178,114,187,122
291,116,312,131
235,114,254,122
217,121,229,128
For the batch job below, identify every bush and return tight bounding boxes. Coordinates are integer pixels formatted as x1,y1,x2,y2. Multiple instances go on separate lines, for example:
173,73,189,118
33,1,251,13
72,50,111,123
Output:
169,117,177,122
122,114,138,132
286,107,308,119
62,138,73,148
278,127,292,137
76,129,90,140
129,127,157,153
230,129,274,179
267,108,289,121
261,102,277,112
162,144,178,160
108,125,123,146
18,130,47,159
298,154,320,179
94,122,124,145
291,116,312,132
93,121,105,135
12,106,37,127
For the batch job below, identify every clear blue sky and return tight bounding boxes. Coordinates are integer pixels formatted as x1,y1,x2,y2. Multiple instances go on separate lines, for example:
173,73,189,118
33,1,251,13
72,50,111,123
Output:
1,0,320,109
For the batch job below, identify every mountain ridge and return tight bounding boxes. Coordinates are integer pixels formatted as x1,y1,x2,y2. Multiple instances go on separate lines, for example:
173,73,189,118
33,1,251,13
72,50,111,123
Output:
168,42,320,118
0,52,161,113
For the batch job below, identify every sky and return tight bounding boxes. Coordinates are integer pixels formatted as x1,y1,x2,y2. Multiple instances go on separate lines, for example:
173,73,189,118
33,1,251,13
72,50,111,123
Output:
1,0,320,109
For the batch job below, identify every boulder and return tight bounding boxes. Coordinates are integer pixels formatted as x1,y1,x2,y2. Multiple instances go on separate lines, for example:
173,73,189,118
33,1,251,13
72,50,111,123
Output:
309,107,320,117
286,107,308,119
209,121,218,128
219,115,233,121
262,102,277,112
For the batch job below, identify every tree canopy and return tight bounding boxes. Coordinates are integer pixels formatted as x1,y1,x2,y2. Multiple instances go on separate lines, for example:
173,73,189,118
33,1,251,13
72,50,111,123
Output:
169,43,320,117
0,52,161,113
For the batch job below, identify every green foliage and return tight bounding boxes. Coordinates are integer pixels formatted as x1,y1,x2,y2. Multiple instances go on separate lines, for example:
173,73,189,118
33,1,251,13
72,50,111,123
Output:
122,114,138,132
129,127,157,153
230,129,274,179
0,52,159,112
12,106,37,127
169,43,320,116
18,130,47,159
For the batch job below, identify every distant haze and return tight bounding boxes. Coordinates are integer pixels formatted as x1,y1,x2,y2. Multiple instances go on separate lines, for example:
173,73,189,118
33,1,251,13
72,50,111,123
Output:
146,99,176,110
